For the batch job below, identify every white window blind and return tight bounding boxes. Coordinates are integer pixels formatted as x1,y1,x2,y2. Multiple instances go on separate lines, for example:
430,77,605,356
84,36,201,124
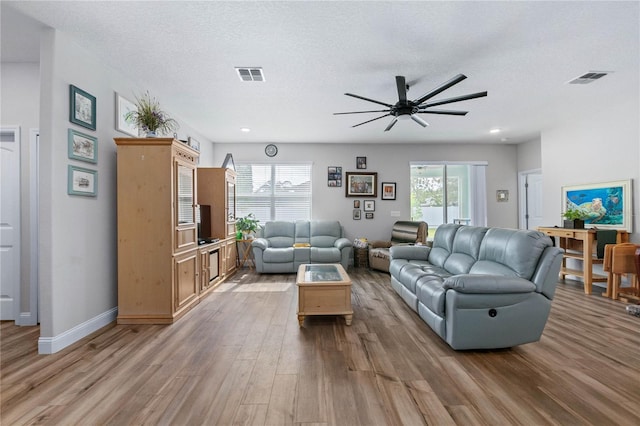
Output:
236,163,312,223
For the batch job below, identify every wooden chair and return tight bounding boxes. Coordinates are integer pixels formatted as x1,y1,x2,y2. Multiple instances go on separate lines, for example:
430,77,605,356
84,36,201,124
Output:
604,243,640,301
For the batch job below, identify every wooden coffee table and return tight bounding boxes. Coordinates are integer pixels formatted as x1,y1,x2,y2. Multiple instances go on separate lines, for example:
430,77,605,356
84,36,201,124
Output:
296,264,353,326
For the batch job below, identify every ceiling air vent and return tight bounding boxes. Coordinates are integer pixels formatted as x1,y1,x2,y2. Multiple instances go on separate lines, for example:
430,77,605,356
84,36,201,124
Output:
235,67,265,82
568,71,609,84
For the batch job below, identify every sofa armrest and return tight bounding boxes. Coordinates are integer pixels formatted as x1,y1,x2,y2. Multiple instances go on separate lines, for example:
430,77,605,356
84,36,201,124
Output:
443,275,536,294
369,240,392,249
389,245,430,261
334,237,352,250
251,238,270,251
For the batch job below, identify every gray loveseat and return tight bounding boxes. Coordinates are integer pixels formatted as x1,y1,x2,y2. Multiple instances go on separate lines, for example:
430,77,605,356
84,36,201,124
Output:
389,224,563,350
252,220,352,273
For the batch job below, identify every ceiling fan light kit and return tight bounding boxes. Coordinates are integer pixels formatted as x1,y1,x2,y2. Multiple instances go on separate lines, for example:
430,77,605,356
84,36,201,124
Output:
334,74,487,131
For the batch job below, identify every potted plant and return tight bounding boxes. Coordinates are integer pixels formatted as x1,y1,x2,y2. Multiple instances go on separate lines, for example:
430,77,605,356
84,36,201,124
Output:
563,208,586,229
235,213,260,239
125,91,179,137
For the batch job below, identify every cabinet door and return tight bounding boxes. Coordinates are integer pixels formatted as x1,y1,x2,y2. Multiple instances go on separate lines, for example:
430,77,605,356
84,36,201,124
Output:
226,239,237,274
226,178,236,237
199,248,210,292
174,250,198,311
175,160,197,252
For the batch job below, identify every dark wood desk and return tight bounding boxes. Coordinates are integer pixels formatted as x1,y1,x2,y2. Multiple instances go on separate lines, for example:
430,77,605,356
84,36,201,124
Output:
537,227,629,294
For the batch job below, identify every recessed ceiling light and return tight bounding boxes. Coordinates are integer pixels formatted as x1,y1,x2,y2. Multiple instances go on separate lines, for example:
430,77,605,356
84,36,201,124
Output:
490,128,501,134
240,127,251,133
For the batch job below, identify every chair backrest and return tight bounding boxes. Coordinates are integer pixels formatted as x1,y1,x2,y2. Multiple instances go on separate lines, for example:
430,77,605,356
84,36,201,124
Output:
390,221,428,245
611,243,640,274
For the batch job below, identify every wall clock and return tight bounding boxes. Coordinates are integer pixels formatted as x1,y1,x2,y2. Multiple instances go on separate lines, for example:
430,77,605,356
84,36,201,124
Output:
265,144,278,157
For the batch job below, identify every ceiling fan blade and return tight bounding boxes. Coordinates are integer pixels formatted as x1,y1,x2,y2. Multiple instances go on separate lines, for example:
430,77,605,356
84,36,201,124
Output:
344,93,392,108
420,91,488,108
352,113,391,128
417,109,468,116
384,117,398,132
413,74,467,105
396,76,407,103
333,109,390,115
410,115,429,127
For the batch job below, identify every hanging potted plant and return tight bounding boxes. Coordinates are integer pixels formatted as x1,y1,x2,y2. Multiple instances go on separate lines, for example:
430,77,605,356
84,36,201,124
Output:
125,91,179,137
235,213,260,239
563,208,586,229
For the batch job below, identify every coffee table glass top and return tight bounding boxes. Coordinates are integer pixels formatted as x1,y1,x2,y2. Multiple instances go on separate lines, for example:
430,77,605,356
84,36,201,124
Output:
303,264,342,282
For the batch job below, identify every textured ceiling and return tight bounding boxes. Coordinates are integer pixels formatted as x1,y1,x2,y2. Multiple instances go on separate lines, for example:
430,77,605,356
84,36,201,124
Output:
2,1,639,145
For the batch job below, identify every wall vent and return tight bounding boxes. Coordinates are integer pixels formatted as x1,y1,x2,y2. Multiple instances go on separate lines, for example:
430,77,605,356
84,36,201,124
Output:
235,67,265,82
568,71,609,84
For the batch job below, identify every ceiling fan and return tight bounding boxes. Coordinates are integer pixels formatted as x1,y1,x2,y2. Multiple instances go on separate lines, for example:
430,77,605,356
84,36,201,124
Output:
334,74,487,131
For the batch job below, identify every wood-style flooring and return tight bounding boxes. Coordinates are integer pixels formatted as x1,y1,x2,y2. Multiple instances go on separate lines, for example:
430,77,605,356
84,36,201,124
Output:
1,268,639,425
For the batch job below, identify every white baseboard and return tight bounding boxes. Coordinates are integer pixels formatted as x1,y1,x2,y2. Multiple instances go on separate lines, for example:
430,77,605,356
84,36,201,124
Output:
38,307,118,354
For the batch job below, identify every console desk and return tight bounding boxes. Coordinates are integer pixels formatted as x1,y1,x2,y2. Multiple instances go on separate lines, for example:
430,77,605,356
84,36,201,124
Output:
537,227,629,294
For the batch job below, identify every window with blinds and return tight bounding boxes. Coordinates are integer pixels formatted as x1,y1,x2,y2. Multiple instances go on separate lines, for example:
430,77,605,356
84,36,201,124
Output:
236,163,312,223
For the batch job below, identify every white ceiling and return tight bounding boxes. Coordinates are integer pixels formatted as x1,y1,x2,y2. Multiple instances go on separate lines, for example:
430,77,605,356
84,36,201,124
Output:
2,1,638,145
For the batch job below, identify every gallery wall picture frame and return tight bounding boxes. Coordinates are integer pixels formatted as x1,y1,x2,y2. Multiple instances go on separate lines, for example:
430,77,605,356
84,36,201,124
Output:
561,179,633,232
381,182,396,200
68,165,97,197
328,166,342,187
115,92,138,136
346,172,377,197
365,212,374,219
353,209,361,220
68,129,97,164
353,200,360,209
496,189,509,202
69,85,96,130
364,200,375,212
356,156,367,169
187,136,201,152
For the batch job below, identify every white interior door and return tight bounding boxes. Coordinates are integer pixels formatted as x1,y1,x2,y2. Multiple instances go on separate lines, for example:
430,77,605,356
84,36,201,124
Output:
1,126,21,320
519,171,544,230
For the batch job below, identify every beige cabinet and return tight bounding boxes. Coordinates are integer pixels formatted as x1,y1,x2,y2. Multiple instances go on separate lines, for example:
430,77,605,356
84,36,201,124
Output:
115,138,200,324
197,168,238,277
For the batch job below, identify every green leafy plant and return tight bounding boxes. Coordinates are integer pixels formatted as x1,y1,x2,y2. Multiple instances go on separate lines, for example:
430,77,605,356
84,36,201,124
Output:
563,208,586,220
236,213,260,235
125,91,179,135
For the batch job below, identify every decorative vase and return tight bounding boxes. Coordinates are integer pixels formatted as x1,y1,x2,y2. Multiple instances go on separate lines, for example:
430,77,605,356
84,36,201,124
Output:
563,219,584,229
146,131,157,138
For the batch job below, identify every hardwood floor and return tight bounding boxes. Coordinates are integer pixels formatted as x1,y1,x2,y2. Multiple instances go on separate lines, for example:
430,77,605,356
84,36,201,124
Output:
2,268,639,425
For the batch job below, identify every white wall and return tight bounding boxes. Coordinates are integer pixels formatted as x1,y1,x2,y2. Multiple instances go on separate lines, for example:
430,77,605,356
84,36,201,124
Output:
541,96,639,243
0,62,39,318
212,142,519,241
517,137,541,172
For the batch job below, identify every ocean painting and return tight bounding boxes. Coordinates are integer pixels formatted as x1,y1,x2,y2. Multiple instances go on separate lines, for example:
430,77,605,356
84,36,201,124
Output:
562,180,633,231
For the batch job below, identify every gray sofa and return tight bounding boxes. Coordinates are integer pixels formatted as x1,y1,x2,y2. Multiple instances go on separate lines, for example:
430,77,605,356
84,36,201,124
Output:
389,224,563,350
252,220,352,273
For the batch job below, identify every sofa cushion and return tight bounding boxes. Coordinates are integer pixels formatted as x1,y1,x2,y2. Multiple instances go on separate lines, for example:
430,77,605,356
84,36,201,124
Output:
416,274,447,317
294,220,310,244
428,224,460,268
263,221,295,248
444,226,489,274
471,228,552,280
310,247,341,263
263,247,294,263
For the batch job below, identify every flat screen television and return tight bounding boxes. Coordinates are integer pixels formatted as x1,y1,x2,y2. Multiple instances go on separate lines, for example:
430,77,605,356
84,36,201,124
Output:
197,204,213,243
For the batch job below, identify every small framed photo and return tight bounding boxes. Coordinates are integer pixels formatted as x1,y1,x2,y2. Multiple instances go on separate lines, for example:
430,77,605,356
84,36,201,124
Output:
69,85,96,130
68,129,97,164
346,172,377,197
365,212,374,219
496,189,509,202
364,200,375,212
356,156,367,169
353,200,360,209
188,136,200,152
353,209,361,220
327,166,342,187
115,93,138,136
68,165,97,197
381,182,396,200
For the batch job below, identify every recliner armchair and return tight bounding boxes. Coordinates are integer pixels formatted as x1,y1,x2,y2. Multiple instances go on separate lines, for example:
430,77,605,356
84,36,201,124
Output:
368,221,428,272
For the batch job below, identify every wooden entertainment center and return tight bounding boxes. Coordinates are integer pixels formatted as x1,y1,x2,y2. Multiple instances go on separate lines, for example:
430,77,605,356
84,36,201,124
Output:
114,138,237,324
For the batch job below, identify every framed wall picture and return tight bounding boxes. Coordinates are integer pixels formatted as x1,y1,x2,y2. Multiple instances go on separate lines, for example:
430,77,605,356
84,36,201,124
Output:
115,93,138,136
381,182,396,200
68,129,97,164
69,85,96,130
496,189,509,202
345,172,377,197
561,179,633,232
328,166,342,187
68,165,97,197
364,200,375,212
188,136,200,152
353,200,360,209
356,156,367,169
365,212,374,219
353,209,361,220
